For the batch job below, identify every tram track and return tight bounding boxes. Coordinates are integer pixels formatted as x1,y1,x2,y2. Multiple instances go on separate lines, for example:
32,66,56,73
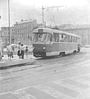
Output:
0,51,86,74
35,52,87,71
3,52,85,75
35,57,88,74
0,52,84,75
35,52,85,65
0,49,90,93
1,57,89,93
0,49,88,81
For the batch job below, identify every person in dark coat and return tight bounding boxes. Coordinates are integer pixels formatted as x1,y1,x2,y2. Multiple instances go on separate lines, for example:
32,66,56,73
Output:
17,42,21,59
17,43,24,59
18,44,24,59
25,46,29,58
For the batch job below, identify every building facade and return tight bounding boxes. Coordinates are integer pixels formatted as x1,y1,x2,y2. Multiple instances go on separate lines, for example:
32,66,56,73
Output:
0,19,37,46
59,25,90,45
1,23,90,46
0,27,14,46
13,19,37,45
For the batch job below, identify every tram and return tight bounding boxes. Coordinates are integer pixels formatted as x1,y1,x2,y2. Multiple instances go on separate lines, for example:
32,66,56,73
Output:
32,27,81,57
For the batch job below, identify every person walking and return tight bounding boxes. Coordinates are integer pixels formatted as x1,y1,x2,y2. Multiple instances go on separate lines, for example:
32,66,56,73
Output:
7,45,14,59
17,42,21,59
17,43,24,59
20,44,24,59
25,46,29,58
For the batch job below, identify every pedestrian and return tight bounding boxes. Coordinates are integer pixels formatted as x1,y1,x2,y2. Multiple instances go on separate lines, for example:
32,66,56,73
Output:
17,42,22,59
20,44,24,59
7,45,14,59
17,42,21,49
17,48,21,59
0,51,2,61
17,47,24,59
25,46,29,58
17,43,24,59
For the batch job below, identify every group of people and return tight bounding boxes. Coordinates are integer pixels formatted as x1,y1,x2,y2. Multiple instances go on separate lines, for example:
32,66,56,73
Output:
6,42,32,59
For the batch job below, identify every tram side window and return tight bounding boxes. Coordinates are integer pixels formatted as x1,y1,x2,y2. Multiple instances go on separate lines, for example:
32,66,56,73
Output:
60,34,66,42
70,36,71,42
77,38,80,43
73,37,76,42
67,35,70,42
67,36,71,42
59,34,62,42
53,33,59,42
72,36,76,42
75,37,77,42
72,37,77,42
50,34,52,41
69,36,72,42
64,35,69,42
47,34,52,42
71,36,73,42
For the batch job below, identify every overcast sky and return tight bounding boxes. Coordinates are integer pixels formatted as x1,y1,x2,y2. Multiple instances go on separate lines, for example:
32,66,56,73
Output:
0,0,90,27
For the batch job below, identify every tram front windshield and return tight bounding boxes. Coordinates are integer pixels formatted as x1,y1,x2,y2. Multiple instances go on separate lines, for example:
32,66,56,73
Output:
33,33,51,42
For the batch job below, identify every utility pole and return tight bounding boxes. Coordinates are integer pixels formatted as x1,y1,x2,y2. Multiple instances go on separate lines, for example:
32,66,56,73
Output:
8,0,11,45
42,6,45,26
41,6,64,27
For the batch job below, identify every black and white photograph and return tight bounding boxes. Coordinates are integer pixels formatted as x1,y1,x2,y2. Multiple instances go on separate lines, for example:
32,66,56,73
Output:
0,0,90,99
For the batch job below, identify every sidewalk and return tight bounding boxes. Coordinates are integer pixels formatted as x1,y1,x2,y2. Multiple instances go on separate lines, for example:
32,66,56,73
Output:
0,55,36,69
2,54,36,60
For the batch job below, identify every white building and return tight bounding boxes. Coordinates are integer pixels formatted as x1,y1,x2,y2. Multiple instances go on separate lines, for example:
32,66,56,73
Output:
13,19,37,45
0,27,14,46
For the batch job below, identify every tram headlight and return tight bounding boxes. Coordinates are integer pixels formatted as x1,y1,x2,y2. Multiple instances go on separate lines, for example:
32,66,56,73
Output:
43,47,46,50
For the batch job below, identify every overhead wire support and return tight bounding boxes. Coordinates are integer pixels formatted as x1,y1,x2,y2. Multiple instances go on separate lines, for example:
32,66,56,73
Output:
42,6,45,26
41,5,64,27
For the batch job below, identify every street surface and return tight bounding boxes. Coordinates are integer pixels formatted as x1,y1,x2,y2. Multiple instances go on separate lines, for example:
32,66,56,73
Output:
0,47,90,99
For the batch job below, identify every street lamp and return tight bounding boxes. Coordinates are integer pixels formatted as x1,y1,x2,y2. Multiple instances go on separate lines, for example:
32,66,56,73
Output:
8,0,11,45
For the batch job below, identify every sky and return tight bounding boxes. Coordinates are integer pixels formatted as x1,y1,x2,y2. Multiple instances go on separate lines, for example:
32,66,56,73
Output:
0,0,90,27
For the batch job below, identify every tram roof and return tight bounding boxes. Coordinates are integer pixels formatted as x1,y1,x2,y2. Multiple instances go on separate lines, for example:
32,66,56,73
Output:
33,27,80,38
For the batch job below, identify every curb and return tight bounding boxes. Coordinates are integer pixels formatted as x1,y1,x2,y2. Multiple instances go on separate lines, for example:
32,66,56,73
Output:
0,58,35,70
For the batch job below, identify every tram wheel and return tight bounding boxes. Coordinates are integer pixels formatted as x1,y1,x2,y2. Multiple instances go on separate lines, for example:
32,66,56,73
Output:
42,52,46,57
77,47,80,53
59,52,65,56
73,50,77,54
